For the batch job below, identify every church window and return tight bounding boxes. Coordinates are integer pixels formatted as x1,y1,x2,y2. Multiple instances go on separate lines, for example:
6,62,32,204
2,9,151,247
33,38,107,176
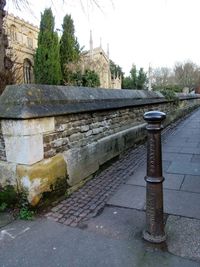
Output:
23,59,32,83
27,32,33,48
10,25,17,41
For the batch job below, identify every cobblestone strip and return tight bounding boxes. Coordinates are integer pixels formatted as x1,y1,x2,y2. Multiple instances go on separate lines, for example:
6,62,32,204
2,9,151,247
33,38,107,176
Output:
45,109,199,227
45,143,146,227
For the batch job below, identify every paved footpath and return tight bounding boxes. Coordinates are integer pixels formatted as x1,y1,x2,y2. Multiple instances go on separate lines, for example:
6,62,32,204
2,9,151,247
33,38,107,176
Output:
1,108,200,266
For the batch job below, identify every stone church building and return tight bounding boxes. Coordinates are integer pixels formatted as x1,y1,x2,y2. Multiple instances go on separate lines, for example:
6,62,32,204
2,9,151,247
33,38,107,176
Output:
4,13,39,84
4,14,121,89
80,46,121,89
80,31,121,89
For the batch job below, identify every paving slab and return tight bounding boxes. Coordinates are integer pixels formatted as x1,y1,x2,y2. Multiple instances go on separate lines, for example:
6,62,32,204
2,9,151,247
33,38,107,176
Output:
170,133,199,140
186,140,200,145
167,161,200,175
107,184,145,210
164,189,200,219
163,137,188,143
0,216,199,267
191,155,200,163
108,184,200,219
85,207,200,266
126,167,184,190
180,147,200,154
166,215,200,262
85,206,146,241
0,212,15,228
162,152,192,162
163,145,182,153
85,207,200,264
181,175,200,193
166,142,199,148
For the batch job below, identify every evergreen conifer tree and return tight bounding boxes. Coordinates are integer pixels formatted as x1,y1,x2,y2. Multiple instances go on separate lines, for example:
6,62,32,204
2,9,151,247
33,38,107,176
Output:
60,14,80,84
137,67,147,89
130,64,137,88
34,8,61,85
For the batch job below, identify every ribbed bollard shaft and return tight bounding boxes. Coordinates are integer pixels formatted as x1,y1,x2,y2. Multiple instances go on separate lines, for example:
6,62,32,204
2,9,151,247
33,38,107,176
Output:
143,110,166,243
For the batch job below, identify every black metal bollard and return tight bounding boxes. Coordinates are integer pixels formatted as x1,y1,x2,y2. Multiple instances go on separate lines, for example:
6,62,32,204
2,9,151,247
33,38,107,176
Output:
143,110,166,243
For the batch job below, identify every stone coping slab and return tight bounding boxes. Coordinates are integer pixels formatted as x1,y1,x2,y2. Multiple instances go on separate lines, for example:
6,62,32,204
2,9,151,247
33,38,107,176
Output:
0,84,169,119
0,85,199,119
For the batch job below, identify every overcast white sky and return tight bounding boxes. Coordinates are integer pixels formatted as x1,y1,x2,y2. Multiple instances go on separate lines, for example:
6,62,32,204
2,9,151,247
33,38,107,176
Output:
5,0,200,75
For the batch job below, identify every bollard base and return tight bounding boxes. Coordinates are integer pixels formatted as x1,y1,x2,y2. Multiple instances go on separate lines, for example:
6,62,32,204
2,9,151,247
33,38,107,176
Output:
142,230,166,244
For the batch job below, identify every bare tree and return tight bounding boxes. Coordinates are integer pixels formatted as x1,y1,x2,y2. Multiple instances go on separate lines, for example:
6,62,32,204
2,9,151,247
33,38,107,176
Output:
174,61,200,90
152,67,174,88
10,0,112,12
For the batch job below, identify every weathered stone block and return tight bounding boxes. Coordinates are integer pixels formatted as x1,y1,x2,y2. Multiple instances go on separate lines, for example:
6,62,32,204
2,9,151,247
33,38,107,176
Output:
123,123,146,150
0,161,17,187
43,132,61,143
4,135,43,165
51,138,69,148
2,117,55,136
69,132,83,142
92,127,104,135
90,122,101,129
97,133,124,165
63,123,147,186
85,130,93,137
0,150,6,161
56,123,71,132
44,149,56,159
63,143,99,186
65,128,79,136
80,125,90,132
17,154,68,206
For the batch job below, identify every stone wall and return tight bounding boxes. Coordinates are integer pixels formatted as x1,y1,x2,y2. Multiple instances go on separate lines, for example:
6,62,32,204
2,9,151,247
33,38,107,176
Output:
0,84,199,206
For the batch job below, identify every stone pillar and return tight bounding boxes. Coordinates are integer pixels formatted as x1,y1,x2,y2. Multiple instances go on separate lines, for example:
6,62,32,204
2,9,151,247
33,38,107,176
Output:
2,118,55,164
0,117,68,206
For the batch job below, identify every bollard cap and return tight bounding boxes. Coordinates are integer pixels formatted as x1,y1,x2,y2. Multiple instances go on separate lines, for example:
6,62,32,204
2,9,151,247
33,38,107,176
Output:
143,110,166,122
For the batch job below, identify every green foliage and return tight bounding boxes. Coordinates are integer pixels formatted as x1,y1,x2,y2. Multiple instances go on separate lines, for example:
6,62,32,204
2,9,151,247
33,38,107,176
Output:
19,207,34,220
0,185,17,207
82,70,100,87
34,8,61,85
122,64,147,89
137,68,147,89
159,89,178,101
70,69,100,87
122,76,132,89
70,70,83,86
165,84,182,93
130,64,137,88
18,192,34,220
110,60,123,79
153,84,182,93
153,82,180,101
60,14,80,84
0,202,7,212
